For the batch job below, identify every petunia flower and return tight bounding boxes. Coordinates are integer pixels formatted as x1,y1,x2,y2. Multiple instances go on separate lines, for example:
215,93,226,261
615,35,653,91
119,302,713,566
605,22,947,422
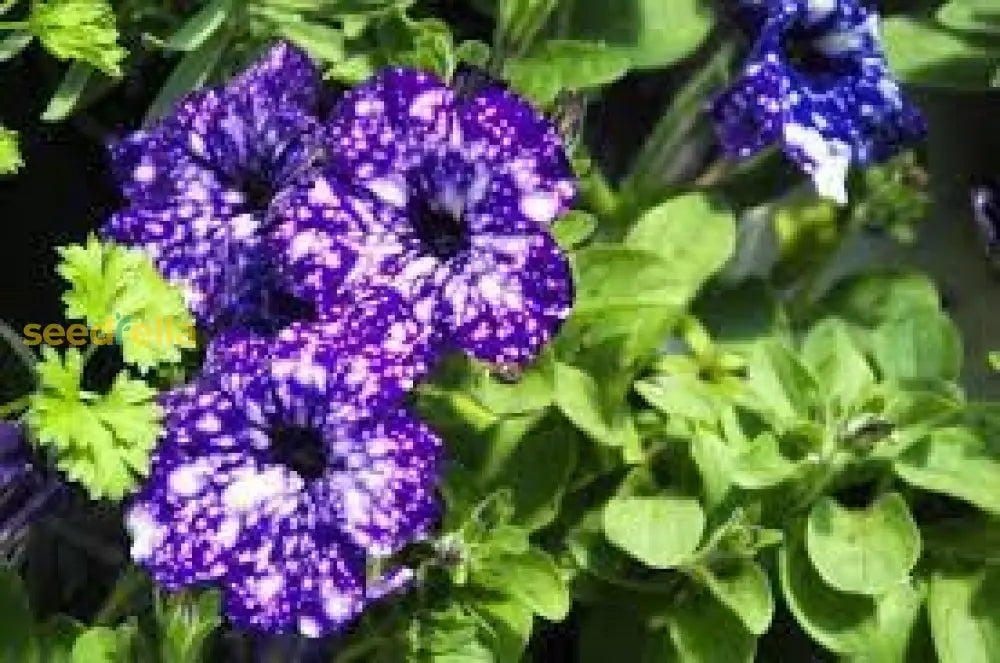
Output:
712,0,926,203
268,68,577,368
102,41,327,329
125,297,442,636
0,421,62,547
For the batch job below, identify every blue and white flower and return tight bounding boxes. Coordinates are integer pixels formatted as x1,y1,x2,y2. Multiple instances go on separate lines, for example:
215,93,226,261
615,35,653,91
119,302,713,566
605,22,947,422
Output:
713,0,925,203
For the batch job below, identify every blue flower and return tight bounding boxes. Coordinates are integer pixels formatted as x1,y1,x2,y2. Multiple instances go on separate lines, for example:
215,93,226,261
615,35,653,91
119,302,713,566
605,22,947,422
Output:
125,296,441,637
0,421,61,546
267,68,577,368
712,0,926,203
102,42,327,328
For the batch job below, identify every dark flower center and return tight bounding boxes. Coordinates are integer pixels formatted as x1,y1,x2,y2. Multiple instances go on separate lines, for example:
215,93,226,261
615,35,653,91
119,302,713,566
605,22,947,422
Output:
781,34,832,77
414,199,469,260
270,424,330,480
240,171,277,212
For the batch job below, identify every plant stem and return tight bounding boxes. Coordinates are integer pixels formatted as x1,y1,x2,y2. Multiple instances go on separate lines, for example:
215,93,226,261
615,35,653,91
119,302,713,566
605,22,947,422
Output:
94,568,148,626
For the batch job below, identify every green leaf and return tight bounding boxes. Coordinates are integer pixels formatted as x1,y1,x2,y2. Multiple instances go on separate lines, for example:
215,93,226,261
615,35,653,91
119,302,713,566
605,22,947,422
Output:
801,318,874,412
730,432,799,489
552,210,598,250
469,594,534,662
743,341,817,423
820,271,943,329
58,236,196,370
571,246,680,313
495,0,557,58
164,0,232,51
146,29,229,123
276,21,345,63
27,348,161,500
872,309,962,382
155,589,222,663
928,568,1000,663
666,587,757,663
894,426,1000,515
693,559,774,636
603,496,705,568
779,532,922,657
70,625,134,663
806,493,921,596
0,567,38,663
882,16,999,90
472,354,554,415
0,33,33,61
635,373,720,423
481,415,578,531
625,193,736,291
554,361,634,451
29,0,126,76
938,0,1000,35
505,40,630,105
564,0,712,69
41,62,95,122
0,125,23,176
473,549,570,621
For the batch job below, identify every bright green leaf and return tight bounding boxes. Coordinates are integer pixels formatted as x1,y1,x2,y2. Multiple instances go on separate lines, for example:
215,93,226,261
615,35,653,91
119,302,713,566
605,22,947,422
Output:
58,236,196,371
70,625,134,663
743,341,817,423
470,594,534,662
872,309,962,382
603,495,705,568
27,347,161,500
473,549,570,622
552,210,598,250
564,0,712,69
666,587,756,663
928,568,1000,663
801,318,875,412
882,16,999,90
894,426,1000,515
164,0,232,51
730,432,799,489
626,193,736,289
29,0,127,76
155,589,222,663
819,271,943,329
0,126,23,176
779,532,922,657
806,493,921,596
505,40,631,105
694,559,774,636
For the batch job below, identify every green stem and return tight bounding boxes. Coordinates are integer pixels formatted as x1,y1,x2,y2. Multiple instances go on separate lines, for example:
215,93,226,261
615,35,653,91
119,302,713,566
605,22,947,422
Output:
581,167,619,222
94,569,148,626
0,21,28,29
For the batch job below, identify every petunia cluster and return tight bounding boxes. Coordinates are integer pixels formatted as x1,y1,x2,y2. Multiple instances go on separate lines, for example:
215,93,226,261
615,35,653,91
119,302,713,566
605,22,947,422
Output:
103,43,576,637
712,0,926,203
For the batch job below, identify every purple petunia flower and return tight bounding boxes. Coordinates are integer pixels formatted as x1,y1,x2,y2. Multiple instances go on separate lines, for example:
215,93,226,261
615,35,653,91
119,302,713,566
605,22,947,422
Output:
125,299,442,637
102,42,327,328
0,421,61,546
712,0,925,203
268,68,577,368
